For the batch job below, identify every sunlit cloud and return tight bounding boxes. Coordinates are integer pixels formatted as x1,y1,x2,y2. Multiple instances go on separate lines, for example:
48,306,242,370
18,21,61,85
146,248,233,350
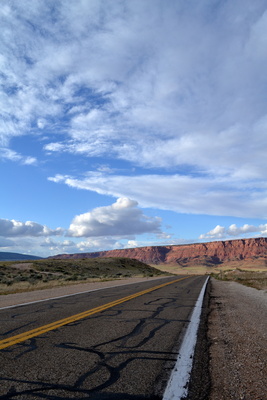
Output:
0,218,63,237
49,172,267,219
199,223,267,240
68,197,162,237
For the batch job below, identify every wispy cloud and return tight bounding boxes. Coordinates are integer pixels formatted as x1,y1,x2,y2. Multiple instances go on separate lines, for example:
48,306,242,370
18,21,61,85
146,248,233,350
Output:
49,172,267,219
1,1,267,181
1,148,37,165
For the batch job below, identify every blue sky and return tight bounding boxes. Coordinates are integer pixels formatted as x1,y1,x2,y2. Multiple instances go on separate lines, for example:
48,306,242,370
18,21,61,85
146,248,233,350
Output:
1,0,267,257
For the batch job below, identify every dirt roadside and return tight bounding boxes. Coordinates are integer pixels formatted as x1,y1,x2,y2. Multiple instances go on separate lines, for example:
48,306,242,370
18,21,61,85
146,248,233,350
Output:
208,278,267,400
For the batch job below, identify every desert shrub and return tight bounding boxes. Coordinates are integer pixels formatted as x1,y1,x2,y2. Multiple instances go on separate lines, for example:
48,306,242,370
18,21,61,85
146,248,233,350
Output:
1,278,13,286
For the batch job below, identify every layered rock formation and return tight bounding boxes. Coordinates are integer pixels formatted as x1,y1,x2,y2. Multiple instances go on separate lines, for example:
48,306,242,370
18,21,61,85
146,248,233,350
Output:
50,237,267,267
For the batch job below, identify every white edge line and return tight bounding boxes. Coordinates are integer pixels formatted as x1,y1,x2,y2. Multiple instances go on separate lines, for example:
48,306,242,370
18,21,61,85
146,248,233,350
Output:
163,276,209,400
0,276,172,311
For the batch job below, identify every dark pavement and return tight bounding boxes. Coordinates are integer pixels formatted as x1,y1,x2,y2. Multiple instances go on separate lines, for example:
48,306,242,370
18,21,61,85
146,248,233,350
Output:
0,276,207,399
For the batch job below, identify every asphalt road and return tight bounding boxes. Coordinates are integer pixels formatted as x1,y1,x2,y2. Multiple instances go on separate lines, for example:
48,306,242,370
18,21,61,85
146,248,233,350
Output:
0,275,207,399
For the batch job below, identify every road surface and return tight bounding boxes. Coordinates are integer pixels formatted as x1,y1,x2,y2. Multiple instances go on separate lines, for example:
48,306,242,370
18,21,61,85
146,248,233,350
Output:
0,276,207,399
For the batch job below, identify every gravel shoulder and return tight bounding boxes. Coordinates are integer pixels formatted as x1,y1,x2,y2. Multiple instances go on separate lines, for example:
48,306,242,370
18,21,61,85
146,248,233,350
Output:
208,278,267,400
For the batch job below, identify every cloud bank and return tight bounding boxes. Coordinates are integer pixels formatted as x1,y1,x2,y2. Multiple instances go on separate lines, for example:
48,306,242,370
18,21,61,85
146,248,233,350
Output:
0,219,63,237
0,199,164,256
200,224,267,240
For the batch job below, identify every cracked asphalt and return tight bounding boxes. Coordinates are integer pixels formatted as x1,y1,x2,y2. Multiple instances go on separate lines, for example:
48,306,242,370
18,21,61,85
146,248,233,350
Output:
0,276,207,399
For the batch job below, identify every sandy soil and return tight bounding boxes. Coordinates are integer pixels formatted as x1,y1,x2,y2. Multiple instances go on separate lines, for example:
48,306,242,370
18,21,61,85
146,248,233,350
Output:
208,278,267,400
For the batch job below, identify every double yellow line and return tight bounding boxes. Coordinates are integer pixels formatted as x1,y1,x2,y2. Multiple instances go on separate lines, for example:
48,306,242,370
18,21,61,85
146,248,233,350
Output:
0,277,188,350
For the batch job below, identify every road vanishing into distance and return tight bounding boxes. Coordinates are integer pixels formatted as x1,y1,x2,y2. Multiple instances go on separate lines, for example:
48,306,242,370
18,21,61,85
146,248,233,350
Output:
0,276,207,399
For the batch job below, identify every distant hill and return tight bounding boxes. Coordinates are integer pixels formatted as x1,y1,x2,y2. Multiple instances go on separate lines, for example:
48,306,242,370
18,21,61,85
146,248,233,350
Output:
49,237,267,268
0,252,42,261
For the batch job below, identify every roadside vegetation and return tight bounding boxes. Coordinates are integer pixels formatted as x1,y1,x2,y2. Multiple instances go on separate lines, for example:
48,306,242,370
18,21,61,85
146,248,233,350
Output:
0,257,166,295
211,268,267,290
153,262,267,290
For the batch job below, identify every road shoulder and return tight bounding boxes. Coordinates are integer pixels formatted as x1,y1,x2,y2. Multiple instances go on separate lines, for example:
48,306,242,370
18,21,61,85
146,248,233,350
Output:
208,278,267,400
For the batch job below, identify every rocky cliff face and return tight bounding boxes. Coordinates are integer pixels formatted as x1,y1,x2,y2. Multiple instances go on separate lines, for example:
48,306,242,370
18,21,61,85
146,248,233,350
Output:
50,237,267,267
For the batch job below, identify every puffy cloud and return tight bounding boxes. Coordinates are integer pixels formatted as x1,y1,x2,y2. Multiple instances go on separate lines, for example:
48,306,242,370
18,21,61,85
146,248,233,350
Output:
199,225,226,240
227,224,263,236
68,197,162,237
127,240,138,248
199,223,267,240
0,218,63,237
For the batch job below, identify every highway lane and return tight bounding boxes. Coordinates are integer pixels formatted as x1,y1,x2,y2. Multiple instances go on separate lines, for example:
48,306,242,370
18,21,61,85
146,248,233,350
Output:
0,275,207,399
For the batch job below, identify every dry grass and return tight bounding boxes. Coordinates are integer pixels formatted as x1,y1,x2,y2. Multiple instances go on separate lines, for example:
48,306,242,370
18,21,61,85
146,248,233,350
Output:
211,269,267,290
151,262,267,290
152,264,219,275
0,258,167,295
2,257,266,294
152,260,267,277
0,277,119,295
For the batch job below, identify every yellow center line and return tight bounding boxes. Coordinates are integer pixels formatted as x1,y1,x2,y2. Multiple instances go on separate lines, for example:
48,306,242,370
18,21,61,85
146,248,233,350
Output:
0,277,189,350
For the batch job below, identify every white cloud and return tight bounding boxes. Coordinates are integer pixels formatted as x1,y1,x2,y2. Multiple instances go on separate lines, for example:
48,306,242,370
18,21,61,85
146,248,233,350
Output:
0,0,266,183
68,197,162,237
37,119,46,129
76,238,123,253
38,238,79,256
200,223,267,240
0,236,77,257
44,142,65,153
0,226,174,257
40,238,76,248
127,240,138,248
0,148,37,165
1,0,267,243
37,2,267,178
23,156,37,166
0,218,63,237
49,172,267,219
199,225,226,240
